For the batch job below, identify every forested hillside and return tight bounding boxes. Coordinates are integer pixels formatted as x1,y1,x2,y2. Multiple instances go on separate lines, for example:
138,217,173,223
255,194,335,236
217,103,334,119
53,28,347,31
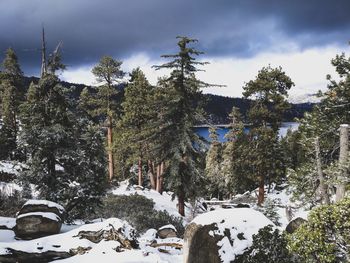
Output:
16,76,314,125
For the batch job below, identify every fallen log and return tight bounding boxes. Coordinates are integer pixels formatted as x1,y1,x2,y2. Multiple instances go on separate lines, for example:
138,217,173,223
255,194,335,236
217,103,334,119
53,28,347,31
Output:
149,242,183,249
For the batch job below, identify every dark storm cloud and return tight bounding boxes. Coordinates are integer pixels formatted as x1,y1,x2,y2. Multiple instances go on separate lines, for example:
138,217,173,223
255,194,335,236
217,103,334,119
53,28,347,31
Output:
1,0,349,75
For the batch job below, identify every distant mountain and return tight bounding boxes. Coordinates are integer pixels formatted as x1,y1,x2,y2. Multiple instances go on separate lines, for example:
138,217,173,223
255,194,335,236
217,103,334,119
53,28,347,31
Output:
203,94,315,124
22,76,314,124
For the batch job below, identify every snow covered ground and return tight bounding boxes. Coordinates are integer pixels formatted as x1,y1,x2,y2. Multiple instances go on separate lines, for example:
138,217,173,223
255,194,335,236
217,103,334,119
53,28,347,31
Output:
0,179,309,262
111,180,192,221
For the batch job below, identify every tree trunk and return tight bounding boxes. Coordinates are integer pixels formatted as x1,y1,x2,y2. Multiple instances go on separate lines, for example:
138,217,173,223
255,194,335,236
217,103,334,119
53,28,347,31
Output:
257,175,265,206
315,137,330,204
107,115,114,181
156,164,161,193
138,157,143,186
178,192,185,216
159,162,164,194
336,124,349,202
148,160,156,190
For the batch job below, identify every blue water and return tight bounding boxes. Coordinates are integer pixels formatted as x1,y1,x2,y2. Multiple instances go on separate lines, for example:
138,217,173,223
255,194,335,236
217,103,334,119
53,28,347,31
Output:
195,122,299,142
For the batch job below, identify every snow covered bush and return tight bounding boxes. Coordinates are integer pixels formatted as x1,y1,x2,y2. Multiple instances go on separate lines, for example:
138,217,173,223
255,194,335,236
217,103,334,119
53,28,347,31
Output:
235,225,298,263
95,194,184,235
288,197,350,263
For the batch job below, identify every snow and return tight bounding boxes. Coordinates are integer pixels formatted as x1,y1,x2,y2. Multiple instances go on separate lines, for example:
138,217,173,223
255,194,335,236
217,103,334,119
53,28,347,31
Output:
23,200,65,213
111,181,191,221
17,212,61,222
0,230,15,242
0,218,135,255
0,182,22,196
0,217,16,229
0,161,24,175
0,177,310,262
192,208,274,262
159,224,177,232
0,217,182,263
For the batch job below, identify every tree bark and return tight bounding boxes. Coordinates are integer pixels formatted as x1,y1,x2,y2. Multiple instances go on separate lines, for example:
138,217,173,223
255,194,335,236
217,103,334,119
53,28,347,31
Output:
315,137,330,204
148,160,156,190
336,124,349,202
156,164,161,193
107,115,114,181
178,192,185,216
159,162,164,194
138,157,143,186
257,175,265,206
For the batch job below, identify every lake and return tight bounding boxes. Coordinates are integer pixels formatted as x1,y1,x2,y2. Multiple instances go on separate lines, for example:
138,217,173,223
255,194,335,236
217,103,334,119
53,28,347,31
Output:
195,122,299,142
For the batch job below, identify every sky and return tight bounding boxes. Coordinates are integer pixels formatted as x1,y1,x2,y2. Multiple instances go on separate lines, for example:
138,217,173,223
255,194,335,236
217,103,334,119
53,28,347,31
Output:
1,0,350,99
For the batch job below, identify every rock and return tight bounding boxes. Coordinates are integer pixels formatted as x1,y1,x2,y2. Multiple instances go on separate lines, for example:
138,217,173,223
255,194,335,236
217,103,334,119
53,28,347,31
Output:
14,200,65,240
234,203,250,208
184,222,221,263
1,218,138,262
17,200,65,219
157,224,177,239
183,208,274,263
285,217,307,234
0,248,72,263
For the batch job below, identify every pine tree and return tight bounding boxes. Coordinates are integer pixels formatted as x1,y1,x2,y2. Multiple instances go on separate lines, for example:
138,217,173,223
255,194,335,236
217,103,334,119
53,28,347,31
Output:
205,126,224,199
0,48,24,160
120,68,154,186
20,55,107,217
221,107,252,194
243,66,293,205
152,37,210,216
90,56,125,181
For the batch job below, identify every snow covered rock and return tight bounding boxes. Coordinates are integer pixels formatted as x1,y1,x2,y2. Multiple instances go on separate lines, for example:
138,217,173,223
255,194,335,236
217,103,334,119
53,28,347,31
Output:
157,224,178,239
0,218,139,262
183,208,274,263
285,217,307,234
14,200,65,239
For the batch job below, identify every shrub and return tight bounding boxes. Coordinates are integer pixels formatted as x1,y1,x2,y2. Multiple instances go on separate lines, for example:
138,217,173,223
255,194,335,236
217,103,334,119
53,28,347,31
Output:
288,197,350,263
235,225,298,263
0,190,25,217
94,194,185,236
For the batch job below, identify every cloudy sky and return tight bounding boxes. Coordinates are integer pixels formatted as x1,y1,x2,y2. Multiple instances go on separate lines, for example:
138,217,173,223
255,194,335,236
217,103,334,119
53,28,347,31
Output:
1,0,349,99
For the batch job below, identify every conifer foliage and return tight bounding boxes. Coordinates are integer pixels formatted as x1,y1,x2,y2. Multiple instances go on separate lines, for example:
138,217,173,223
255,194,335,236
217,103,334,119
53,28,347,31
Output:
243,66,293,205
153,37,209,216
20,58,107,217
0,48,24,160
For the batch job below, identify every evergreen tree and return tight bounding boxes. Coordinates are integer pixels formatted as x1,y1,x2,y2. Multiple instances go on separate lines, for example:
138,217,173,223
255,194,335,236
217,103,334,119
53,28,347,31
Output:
288,47,350,205
152,37,210,216
205,126,224,199
243,66,293,205
0,48,24,160
221,107,254,194
120,68,154,186
90,56,125,181
20,67,107,217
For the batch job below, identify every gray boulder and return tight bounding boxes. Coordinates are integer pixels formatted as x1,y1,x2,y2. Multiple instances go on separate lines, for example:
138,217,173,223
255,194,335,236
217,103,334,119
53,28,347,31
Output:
157,224,177,239
285,217,307,234
183,208,274,263
14,200,65,240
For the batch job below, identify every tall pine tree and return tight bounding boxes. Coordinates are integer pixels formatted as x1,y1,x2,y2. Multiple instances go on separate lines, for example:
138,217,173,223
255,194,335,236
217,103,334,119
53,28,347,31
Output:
153,37,210,216
243,66,293,205
0,48,24,159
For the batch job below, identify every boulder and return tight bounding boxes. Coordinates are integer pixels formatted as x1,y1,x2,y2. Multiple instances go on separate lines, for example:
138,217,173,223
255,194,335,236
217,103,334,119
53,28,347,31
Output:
157,224,177,239
17,200,65,218
285,217,307,234
14,200,65,240
183,208,274,263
